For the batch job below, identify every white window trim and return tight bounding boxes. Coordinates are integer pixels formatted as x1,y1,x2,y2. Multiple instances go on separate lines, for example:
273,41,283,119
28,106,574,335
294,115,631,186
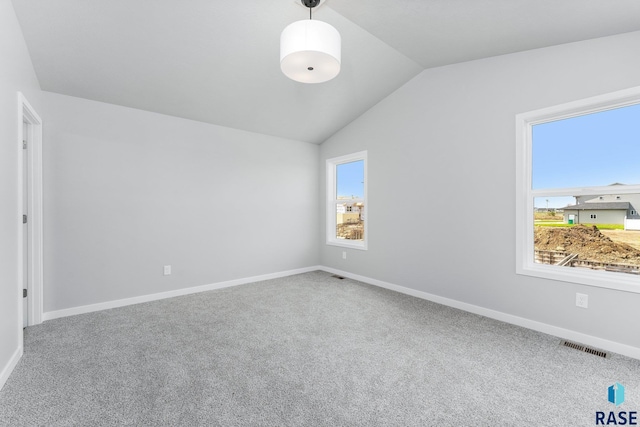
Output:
326,151,368,250
516,86,640,294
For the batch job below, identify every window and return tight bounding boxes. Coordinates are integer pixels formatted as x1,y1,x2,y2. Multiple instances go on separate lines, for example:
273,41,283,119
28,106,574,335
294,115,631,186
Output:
516,86,640,293
326,151,367,250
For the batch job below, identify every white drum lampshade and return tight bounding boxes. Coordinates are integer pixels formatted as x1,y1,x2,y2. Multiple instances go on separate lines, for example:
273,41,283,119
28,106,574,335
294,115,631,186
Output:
280,19,341,84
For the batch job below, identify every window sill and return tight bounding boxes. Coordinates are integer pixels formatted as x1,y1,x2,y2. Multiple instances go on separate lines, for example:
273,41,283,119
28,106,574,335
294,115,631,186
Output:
517,262,640,294
326,239,368,251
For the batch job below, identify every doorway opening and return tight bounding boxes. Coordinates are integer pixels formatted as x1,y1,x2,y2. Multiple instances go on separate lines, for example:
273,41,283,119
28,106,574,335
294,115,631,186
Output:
18,92,43,331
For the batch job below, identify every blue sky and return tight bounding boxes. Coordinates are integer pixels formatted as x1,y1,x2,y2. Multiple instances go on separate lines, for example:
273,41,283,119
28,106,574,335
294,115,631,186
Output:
532,102,640,208
336,160,364,199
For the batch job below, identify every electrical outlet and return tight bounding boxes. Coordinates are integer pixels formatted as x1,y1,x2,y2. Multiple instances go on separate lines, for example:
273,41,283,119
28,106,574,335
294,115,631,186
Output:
342,251,347,260
163,265,172,276
576,293,588,308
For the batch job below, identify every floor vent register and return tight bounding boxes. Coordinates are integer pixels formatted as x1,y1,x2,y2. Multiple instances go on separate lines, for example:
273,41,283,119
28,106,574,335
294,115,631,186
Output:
561,340,609,358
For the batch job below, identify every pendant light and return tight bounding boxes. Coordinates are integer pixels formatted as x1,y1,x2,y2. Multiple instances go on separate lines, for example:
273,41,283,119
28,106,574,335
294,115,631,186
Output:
280,0,341,84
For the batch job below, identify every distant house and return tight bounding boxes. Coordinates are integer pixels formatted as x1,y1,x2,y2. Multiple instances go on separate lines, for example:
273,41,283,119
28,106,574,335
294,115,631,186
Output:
563,193,640,225
336,202,364,224
535,207,564,214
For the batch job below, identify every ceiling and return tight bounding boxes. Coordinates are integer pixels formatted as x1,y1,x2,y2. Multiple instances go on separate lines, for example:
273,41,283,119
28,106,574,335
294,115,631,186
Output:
12,0,640,144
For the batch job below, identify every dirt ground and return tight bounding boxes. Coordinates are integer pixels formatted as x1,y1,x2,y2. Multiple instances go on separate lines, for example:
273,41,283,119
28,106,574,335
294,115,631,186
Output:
534,225,640,266
600,229,640,251
336,222,364,240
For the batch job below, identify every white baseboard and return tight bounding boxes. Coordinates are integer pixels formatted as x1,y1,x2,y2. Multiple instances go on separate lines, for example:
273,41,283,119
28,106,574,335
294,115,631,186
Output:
319,266,640,360
0,346,23,391
43,266,322,321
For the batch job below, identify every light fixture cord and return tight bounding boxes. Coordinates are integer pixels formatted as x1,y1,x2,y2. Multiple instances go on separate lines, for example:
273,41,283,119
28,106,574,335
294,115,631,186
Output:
309,6,312,20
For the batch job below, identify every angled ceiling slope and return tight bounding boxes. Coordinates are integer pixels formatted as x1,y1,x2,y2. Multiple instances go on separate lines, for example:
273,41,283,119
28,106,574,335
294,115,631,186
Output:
12,0,640,144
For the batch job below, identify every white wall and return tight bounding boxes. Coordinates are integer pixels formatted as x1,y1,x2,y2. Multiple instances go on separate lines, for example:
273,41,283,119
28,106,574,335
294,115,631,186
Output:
42,92,319,313
624,218,640,231
320,31,640,351
0,0,42,387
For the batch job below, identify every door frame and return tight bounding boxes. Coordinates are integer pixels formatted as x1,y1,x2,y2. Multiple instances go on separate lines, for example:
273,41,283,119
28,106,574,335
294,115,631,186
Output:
18,92,43,329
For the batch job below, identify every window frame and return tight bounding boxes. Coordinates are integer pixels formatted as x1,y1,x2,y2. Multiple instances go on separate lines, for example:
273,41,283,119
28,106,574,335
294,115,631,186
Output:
326,151,368,250
516,86,640,294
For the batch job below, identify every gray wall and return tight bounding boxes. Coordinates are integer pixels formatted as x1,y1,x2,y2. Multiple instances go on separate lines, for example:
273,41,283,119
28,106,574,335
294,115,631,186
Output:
0,1,42,383
320,31,640,349
42,92,319,313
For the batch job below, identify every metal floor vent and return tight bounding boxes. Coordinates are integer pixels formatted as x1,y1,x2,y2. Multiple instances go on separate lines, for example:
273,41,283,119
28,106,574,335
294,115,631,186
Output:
331,274,345,280
561,340,609,358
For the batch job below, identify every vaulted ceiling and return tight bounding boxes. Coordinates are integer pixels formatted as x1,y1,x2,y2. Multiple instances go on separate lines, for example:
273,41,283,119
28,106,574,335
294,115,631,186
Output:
12,0,640,143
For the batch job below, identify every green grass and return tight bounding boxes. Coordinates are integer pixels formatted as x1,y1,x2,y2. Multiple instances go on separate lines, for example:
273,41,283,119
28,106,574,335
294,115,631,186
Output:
534,222,624,230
